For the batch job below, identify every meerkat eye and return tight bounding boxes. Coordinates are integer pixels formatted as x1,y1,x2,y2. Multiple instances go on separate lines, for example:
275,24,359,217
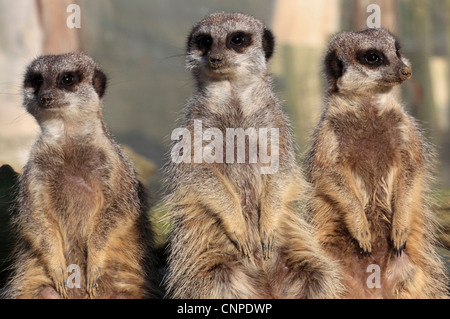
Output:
195,35,213,53
365,52,381,64
60,72,79,87
357,50,385,67
227,32,252,52
62,73,74,86
231,33,245,46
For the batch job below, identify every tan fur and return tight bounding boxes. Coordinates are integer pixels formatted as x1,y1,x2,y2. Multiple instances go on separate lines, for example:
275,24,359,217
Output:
2,53,160,299
163,13,343,299
304,29,448,298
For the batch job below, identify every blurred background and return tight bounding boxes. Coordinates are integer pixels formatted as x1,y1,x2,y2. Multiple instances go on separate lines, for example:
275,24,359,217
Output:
0,0,449,289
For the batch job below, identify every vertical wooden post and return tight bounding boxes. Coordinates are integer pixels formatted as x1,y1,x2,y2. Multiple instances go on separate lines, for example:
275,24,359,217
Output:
37,0,82,54
271,0,340,151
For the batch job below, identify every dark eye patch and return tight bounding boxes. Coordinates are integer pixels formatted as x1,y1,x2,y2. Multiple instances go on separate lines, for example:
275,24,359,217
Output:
24,73,43,93
194,34,213,55
356,49,388,68
226,31,252,53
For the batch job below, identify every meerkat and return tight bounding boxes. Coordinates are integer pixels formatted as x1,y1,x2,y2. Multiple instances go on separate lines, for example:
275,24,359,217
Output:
163,12,343,299
1,53,160,299
304,28,448,298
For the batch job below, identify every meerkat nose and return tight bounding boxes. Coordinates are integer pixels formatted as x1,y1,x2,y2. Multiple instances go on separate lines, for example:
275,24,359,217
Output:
399,66,412,80
39,93,55,107
209,54,225,69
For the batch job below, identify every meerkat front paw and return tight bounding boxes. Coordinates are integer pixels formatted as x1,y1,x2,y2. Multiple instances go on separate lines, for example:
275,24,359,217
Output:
355,230,372,256
259,205,280,260
86,252,104,298
348,213,372,255
86,266,102,298
50,266,69,299
391,226,408,256
260,227,276,260
352,220,372,255
229,229,252,258
221,210,252,258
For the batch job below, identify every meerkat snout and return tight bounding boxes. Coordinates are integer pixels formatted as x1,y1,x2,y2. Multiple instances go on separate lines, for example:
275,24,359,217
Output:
209,53,225,69
39,92,55,107
399,65,412,80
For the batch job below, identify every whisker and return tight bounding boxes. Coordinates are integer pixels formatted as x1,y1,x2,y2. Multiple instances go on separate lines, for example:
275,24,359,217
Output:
10,110,33,125
0,92,21,96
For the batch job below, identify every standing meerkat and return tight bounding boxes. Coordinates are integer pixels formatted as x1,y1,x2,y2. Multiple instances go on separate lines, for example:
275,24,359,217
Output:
163,12,343,299
304,28,448,298
2,53,159,299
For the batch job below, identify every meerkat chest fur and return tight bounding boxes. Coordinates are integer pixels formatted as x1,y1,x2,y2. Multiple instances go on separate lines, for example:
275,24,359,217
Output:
200,76,272,117
188,80,282,213
324,92,410,235
329,94,404,187
29,129,114,231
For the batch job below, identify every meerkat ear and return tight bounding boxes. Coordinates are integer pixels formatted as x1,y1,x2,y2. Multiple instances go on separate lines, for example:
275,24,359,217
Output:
262,28,275,60
324,49,344,80
93,68,107,98
186,31,195,52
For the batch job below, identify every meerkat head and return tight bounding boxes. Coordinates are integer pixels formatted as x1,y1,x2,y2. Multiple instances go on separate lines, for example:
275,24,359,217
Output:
324,28,411,95
186,12,275,83
23,52,107,123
